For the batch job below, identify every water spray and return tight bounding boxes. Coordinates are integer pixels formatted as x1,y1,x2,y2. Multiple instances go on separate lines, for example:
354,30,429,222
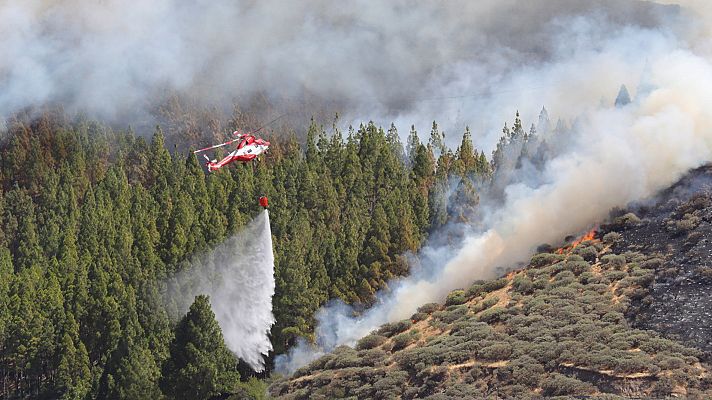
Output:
172,208,275,372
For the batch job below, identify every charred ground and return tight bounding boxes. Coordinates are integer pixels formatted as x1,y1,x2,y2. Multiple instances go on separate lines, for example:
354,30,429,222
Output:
270,165,712,399
606,164,712,359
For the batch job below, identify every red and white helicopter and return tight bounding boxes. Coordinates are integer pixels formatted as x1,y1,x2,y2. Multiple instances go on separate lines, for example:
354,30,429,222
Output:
193,130,271,172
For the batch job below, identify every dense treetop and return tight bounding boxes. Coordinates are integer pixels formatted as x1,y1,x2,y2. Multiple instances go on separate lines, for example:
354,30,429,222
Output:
0,109,531,399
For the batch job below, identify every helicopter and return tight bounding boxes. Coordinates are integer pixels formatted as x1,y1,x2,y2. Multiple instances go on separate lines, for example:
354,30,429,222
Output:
193,130,271,172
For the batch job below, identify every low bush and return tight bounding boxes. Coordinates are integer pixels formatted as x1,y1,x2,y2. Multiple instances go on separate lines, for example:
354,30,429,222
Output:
478,307,508,323
433,305,468,324
602,231,622,245
472,296,499,313
410,312,428,322
418,303,440,314
377,319,412,337
574,246,598,263
445,289,467,306
604,270,627,282
642,258,663,270
511,275,534,294
356,334,388,350
530,252,564,267
392,331,420,351
673,213,700,235
565,260,591,276
601,254,626,269
551,270,576,287
478,342,513,361
541,373,595,396
483,278,508,292
617,212,641,226
358,348,388,367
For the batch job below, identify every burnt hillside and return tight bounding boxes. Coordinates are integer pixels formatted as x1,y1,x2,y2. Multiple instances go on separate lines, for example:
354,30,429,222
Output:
604,164,712,359
269,165,712,399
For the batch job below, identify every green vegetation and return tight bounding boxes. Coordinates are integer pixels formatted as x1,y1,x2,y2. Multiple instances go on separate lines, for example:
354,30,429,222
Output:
0,111,495,399
270,238,712,399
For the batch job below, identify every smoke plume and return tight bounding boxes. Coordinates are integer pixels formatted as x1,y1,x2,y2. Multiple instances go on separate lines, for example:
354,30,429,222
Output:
171,210,275,372
0,0,681,136
5,0,712,377
276,1,712,373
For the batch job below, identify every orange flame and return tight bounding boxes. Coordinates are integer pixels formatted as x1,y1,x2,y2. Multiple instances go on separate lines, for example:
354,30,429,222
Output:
555,228,597,254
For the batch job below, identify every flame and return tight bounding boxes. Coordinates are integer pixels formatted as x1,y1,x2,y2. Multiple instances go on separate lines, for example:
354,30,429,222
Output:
555,227,597,254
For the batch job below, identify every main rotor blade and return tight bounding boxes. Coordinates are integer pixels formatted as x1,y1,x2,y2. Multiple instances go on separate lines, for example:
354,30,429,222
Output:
193,137,240,154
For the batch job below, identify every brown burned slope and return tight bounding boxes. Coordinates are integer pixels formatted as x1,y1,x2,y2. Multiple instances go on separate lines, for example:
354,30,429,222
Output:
601,164,712,359
269,166,712,400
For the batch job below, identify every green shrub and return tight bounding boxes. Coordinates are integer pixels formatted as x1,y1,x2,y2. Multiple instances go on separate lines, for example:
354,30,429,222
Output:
356,334,388,350
530,253,564,268
445,289,467,306
642,258,663,270
574,246,598,263
392,331,419,351
478,342,513,361
616,212,641,227
410,312,428,322
512,275,534,294
510,356,545,387
566,254,585,262
551,270,576,287
578,271,599,284
601,254,626,270
376,319,412,337
371,370,409,398
324,346,361,369
433,305,468,324
657,355,685,370
604,270,626,281
483,278,508,292
602,231,622,245
673,214,700,234
357,348,388,367
478,307,508,323
542,262,566,277
565,260,591,276
532,277,550,290
417,303,440,314
623,251,644,263
541,373,594,396
472,296,499,313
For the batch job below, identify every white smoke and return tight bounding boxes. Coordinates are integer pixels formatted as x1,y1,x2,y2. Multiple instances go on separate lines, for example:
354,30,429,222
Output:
5,0,712,378
172,210,275,372
0,0,680,136
276,2,712,373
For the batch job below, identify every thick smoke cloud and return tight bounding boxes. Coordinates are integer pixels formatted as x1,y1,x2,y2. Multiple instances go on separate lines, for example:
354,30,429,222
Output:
276,1,712,373
6,0,711,376
0,0,679,141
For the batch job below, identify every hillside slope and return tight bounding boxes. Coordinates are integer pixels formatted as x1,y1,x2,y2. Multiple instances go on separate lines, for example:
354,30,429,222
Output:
269,167,712,399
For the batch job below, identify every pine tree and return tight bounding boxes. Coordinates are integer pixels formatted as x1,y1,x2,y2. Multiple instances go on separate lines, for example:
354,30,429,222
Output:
161,295,240,400
456,126,477,176
537,106,550,136
105,339,163,400
428,121,445,157
615,84,631,107
406,125,420,167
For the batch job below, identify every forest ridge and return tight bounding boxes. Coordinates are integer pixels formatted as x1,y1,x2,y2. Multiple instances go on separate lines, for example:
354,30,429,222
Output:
0,109,541,399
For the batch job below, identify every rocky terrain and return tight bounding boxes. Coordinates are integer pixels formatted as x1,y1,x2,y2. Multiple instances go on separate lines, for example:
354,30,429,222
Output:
269,166,712,399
